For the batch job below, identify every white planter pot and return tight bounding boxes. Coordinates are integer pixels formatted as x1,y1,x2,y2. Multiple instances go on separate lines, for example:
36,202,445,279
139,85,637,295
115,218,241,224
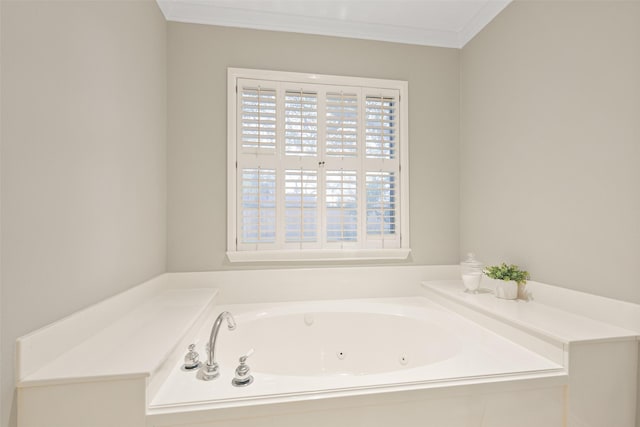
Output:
495,280,518,300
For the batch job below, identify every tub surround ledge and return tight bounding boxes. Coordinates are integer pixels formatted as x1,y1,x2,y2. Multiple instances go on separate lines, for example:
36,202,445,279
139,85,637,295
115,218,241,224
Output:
17,287,219,388
422,279,640,427
14,267,640,427
421,280,639,345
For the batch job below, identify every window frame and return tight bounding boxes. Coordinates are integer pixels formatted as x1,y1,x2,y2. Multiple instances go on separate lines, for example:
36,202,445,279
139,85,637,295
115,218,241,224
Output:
226,68,410,262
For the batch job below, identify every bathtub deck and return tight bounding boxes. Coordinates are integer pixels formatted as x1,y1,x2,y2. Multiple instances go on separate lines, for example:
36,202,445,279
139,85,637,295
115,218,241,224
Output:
422,280,639,344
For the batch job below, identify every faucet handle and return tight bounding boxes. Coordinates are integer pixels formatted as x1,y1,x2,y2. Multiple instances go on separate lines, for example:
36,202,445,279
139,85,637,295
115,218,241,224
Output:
182,343,201,370
232,349,254,387
239,348,254,363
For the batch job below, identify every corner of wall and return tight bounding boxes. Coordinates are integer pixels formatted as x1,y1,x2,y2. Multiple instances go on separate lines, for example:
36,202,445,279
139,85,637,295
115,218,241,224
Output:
0,0,4,422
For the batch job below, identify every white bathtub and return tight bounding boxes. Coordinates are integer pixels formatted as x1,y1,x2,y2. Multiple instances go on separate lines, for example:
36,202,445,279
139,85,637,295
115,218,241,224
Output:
227,302,461,377
149,297,564,414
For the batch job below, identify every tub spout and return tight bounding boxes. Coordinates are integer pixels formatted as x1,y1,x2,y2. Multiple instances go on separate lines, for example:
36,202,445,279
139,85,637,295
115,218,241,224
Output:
201,311,236,381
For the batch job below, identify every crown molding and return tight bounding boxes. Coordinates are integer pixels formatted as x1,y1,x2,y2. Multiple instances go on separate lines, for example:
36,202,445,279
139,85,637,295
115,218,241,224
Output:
157,0,511,49
458,0,511,47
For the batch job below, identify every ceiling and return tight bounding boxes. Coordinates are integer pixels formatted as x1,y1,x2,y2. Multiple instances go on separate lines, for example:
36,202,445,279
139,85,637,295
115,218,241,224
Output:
156,0,511,49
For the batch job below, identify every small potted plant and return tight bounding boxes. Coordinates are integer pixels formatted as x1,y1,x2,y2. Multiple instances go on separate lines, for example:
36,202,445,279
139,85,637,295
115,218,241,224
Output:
483,263,530,300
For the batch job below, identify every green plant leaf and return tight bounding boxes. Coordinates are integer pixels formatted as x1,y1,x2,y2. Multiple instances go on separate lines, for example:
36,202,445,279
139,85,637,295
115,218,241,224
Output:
483,263,530,285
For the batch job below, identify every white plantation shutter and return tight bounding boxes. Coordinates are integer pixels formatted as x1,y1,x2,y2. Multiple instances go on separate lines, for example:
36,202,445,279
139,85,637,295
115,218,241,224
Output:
362,89,400,248
285,169,318,243
325,170,358,243
231,71,407,257
284,90,318,156
326,92,358,158
366,171,396,236
240,86,277,152
240,168,277,245
365,95,396,159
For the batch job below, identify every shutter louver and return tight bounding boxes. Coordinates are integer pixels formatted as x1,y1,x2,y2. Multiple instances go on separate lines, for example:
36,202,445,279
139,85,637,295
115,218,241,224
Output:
366,171,396,237
365,95,396,159
285,90,318,156
326,92,358,157
240,168,276,243
241,86,277,151
285,169,318,242
326,170,358,242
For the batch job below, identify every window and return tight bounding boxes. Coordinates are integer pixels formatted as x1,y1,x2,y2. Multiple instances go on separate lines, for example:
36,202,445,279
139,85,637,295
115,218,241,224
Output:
227,68,410,262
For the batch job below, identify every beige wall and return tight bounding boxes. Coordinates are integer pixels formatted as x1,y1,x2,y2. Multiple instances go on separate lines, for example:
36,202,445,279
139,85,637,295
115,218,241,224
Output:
3,0,639,424
460,0,640,303
0,1,3,424
167,23,460,271
0,1,167,426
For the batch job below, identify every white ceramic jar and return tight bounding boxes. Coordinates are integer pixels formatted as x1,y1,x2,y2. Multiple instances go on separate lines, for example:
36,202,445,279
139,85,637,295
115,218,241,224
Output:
460,253,483,294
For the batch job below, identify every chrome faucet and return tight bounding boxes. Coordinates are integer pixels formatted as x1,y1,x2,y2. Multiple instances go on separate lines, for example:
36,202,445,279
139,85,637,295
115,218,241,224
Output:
201,311,236,381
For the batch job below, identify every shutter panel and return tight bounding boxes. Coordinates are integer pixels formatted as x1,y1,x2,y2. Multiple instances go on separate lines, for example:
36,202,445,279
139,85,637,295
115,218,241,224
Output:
365,94,396,159
326,92,358,158
326,170,358,242
366,171,396,237
284,90,318,156
240,168,277,243
240,86,277,151
284,169,318,242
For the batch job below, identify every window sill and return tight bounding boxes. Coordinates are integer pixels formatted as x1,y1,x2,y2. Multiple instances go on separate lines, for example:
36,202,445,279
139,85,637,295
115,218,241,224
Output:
226,248,412,263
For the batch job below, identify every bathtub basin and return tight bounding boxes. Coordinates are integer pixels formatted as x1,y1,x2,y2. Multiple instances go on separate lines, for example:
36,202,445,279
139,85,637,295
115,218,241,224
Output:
149,297,564,412
229,309,460,376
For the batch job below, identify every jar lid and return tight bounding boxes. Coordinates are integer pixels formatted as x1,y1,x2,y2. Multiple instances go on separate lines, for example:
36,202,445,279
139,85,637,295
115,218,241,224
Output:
460,253,483,269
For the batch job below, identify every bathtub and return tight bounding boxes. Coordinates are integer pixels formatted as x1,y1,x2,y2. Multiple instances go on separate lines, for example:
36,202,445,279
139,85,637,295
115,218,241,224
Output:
149,296,564,415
